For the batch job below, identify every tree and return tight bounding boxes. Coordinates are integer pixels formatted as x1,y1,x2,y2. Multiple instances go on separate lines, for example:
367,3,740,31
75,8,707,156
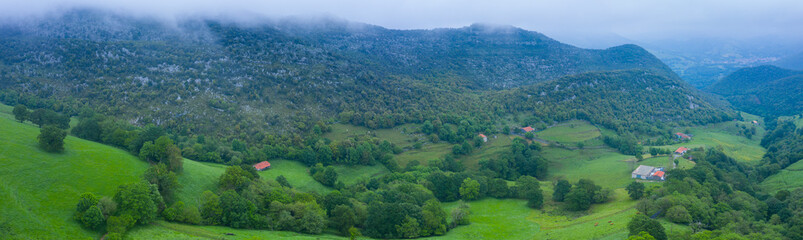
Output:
219,190,255,228
626,181,645,200
627,231,657,240
516,176,543,209
565,186,592,211
139,136,183,171
330,205,356,235
29,109,69,129
75,192,99,220
313,166,338,187
219,166,254,192
38,125,67,152
114,181,162,225
628,214,667,240
200,190,222,225
487,178,509,198
81,205,105,230
73,115,102,141
276,175,292,188
143,163,179,203
421,199,447,236
395,216,421,239
13,104,28,123
666,205,691,224
106,214,134,236
450,201,470,228
459,178,480,200
552,179,572,202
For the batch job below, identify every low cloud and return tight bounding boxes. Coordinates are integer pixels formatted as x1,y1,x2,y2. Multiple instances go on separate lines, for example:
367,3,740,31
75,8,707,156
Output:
1,0,802,42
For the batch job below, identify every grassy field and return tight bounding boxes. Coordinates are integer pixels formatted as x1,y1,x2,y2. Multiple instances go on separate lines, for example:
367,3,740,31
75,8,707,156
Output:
543,147,634,189
761,160,803,194
648,120,767,163
394,142,454,168
459,136,514,171
324,123,421,149
639,155,696,170
127,221,346,240
536,120,601,144
176,158,389,206
0,113,149,239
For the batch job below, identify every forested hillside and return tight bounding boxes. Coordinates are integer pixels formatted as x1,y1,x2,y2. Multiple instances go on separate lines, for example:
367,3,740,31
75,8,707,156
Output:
708,65,803,117
494,69,731,135
0,9,687,140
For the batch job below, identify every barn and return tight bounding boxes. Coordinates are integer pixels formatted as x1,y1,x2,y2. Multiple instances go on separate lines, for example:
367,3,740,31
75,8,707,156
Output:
254,161,271,171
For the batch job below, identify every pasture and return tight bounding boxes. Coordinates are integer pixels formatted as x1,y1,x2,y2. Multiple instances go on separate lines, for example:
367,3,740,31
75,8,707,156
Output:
650,120,767,163
0,113,148,239
536,120,601,144
542,147,634,189
761,160,803,194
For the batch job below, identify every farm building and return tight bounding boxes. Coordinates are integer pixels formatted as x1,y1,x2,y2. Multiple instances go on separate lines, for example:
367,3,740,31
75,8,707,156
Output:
631,165,666,181
674,147,688,155
254,161,271,171
752,120,759,125
478,134,488,142
521,126,535,133
675,132,692,141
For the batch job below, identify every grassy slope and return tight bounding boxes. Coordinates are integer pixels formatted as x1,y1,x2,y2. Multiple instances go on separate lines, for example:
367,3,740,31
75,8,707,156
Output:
544,147,633,189
761,160,803,194
176,159,387,206
459,136,514,171
649,118,766,163
536,120,601,143
0,111,148,239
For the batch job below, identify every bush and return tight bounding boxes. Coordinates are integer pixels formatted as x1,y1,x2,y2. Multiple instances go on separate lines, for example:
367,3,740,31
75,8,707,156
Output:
38,125,67,152
81,205,105,230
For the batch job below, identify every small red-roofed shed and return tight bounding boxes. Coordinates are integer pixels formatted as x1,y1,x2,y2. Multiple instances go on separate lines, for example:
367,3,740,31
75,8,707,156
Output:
254,161,271,171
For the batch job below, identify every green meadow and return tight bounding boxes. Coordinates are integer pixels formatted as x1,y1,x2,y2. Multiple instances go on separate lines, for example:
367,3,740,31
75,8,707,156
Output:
652,119,767,163
543,147,634,189
459,135,514,171
536,120,601,144
0,112,148,239
325,123,421,149
176,159,388,206
761,160,803,194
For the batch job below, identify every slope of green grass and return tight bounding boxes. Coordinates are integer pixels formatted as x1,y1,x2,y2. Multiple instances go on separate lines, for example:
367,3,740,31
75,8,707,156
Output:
175,160,229,207
333,164,388,186
394,142,453,168
459,135,514,171
639,155,695,170
0,115,148,239
536,120,601,143
761,160,803,194
324,123,421,149
648,120,766,163
543,147,634,189
127,221,345,240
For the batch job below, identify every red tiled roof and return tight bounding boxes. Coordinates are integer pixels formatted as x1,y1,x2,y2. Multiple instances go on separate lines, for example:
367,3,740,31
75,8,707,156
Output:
254,161,271,170
522,127,535,132
478,134,487,138
653,171,665,178
675,147,688,153
675,132,691,139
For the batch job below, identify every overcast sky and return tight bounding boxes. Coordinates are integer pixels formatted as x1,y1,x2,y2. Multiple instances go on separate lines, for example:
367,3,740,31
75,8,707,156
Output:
2,0,802,44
